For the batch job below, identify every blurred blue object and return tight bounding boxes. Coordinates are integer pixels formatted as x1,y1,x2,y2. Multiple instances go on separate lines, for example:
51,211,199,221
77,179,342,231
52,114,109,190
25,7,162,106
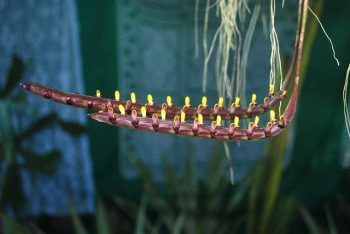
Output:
0,0,94,216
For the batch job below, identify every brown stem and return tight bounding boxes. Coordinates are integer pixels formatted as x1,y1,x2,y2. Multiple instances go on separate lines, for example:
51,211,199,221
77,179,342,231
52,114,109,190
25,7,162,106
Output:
282,0,308,124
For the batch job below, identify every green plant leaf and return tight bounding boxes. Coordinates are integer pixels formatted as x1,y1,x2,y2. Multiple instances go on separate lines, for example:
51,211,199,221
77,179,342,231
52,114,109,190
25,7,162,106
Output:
184,148,197,198
162,158,179,202
0,102,14,164
0,140,3,161
258,129,289,234
0,164,23,213
270,198,296,234
135,195,148,234
96,199,112,234
19,149,61,174
173,213,186,234
150,219,161,234
299,205,323,234
69,203,89,234
1,55,25,98
112,195,156,233
125,152,174,228
181,151,197,234
325,204,338,234
201,149,229,234
205,145,226,194
1,215,34,234
247,164,263,234
112,195,139,219
31,225,47,234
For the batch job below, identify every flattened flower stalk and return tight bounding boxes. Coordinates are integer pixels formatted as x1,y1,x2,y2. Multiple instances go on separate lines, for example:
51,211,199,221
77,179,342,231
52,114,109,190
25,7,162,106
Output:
20,0,308,142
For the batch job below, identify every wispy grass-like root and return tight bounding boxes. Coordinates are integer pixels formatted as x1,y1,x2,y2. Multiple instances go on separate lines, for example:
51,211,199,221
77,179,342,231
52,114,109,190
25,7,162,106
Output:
343,64,350,139
199,0,285,112
201,0,249,103
308,4,340,66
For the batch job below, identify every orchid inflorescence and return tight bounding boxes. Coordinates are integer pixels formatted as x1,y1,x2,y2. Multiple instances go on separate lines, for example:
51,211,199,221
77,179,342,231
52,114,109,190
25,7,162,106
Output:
20,0,308,142
20,81,287,141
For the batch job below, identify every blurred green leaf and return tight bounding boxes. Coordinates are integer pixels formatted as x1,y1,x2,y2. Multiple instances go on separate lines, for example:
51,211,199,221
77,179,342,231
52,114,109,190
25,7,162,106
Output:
135,195,148,234
96,199,112,234
112,195,156,233
31,225,47,234
1,215,33,234
70,203,89,234
162,158,179,202
125,152,174,228
173,213,186,234
184,150,197,197
178,150,197,234
299,205,323,234
225,175,251,212
270,198,296,234
258,128,289,234
0,102,14,163
150,219,161,234
0,55,25,98
112,195,139,219
19,149,60,174
119,138,300,234
202,147,230,234
205,146,226,194
0,141,3,161
126,148,247,233
0,164,23,214
247,164,263,234
325,204,338,234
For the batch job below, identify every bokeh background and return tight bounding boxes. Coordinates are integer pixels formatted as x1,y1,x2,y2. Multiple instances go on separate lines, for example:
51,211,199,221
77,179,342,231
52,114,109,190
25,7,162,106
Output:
0,0,350,233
